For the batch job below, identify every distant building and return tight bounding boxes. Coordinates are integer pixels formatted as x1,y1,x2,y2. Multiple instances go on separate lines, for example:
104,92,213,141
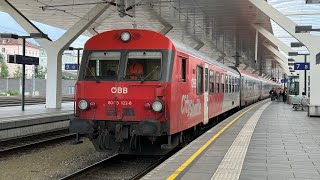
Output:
0,38,39,78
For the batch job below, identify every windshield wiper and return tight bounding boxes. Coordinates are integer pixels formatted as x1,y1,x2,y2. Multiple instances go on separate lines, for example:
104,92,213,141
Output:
140,66,159,83
87,67,100,83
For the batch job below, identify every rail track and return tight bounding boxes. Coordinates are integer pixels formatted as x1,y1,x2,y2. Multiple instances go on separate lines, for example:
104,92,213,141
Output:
0,129,75,154
0,96,74,107
60,148,179,180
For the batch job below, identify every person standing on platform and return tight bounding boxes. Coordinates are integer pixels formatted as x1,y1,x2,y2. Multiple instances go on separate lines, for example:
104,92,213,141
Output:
269,88,274,101
278,91,283,102
283,90,287,103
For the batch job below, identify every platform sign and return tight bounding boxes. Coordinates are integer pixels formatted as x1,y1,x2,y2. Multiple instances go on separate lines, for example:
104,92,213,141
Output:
65,63,78,70
281,79,288,83
294,63,310,70
7,54,39,65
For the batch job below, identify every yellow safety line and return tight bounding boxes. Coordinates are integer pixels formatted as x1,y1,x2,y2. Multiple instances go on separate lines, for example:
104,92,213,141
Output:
167,102,263,180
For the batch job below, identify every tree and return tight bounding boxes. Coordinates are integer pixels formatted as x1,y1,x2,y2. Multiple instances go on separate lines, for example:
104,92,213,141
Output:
13,66,22,78
35,66,47,79
0,54,9,78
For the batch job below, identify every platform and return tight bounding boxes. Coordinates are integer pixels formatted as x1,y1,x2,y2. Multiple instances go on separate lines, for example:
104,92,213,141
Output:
143,100,320,180
0,102,74,140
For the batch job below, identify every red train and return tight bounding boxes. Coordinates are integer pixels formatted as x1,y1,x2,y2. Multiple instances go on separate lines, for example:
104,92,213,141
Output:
70,29,280,155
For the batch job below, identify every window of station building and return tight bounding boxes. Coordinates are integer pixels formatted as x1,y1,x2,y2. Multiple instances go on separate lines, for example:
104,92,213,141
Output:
1,48,5,53
209,70,214,94
221,73,225,93
205,68,208,92
216,72,220,93
125,51,162,81
196,66,203,95
181,58,186,82
84,51,121,80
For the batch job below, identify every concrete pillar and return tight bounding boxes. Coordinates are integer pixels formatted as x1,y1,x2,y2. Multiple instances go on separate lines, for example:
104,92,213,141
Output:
46,50,63,107
45,4,111,108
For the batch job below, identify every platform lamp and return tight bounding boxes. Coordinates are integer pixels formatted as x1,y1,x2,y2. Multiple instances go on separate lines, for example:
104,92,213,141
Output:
0,33,48,111
306,0,320,4
295,25,320,33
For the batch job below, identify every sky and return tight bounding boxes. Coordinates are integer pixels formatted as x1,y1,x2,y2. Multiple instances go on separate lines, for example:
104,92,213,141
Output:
0,11,89,48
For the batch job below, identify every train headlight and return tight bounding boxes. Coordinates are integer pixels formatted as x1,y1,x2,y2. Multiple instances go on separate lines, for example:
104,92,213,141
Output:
120,31,131,42
152,100,164,112
78,100,89,110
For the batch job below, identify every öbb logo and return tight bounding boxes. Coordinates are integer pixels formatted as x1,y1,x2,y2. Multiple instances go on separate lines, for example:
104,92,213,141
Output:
111,87,128,94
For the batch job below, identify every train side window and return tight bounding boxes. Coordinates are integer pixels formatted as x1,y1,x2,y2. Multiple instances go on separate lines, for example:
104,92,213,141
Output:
229,75,232,93
232,76,235,93
221,73,224,93
196,66,203,95
205,68,208,92
225,75,228,93
234,77,237,92
216,72,220,93
209,70,214,94
181,58,186,82
236,78,240,92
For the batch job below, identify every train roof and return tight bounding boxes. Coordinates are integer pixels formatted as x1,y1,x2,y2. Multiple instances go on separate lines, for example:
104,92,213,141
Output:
170,39,239,75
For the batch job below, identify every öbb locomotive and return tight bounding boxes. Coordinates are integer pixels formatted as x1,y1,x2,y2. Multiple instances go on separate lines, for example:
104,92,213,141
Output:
70,29,280,155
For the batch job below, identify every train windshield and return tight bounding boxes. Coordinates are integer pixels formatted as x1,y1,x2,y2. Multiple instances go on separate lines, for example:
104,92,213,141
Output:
124,51,162,81
84,51,121,80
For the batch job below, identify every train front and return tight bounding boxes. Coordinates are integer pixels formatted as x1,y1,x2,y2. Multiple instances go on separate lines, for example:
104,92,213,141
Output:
69,29,175,155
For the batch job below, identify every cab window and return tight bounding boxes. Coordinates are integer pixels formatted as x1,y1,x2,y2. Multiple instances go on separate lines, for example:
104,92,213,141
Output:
84,51,121,80
125,51,162,81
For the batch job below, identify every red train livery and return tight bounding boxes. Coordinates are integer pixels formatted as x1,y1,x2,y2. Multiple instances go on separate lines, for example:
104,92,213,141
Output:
70,29,280,155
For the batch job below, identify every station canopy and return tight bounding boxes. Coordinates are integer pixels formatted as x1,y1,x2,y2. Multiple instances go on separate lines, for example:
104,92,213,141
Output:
0,0,319,77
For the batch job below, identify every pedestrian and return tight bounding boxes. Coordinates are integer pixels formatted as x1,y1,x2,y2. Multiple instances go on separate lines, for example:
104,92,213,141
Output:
269,88,274,101
278,91,283,102
283,90,287,103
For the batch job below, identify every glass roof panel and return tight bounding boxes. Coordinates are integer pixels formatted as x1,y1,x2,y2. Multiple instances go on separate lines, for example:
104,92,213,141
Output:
268,0,320,53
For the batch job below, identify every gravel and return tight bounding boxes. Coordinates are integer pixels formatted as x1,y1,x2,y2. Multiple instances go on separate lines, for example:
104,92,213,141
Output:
0,139,111,180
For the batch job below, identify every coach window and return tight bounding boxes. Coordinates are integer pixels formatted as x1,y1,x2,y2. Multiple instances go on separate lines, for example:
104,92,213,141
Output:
236,78,239,92
221,73,224,93
181,58,186,82
125,51,162,81
232,76,235,93
216,72,220,93
209,70,214,94
196,66,203,95
225,75,229,93
229,75,232,93
84,51,121,80
205,68,208,92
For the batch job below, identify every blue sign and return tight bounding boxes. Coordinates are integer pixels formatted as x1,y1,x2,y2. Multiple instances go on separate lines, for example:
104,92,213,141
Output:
281,79,288,83
7,54,39,65
294,63,310,70
65,64,78,70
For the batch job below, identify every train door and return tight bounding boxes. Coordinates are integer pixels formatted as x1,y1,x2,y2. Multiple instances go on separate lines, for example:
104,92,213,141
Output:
203,64,209,125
